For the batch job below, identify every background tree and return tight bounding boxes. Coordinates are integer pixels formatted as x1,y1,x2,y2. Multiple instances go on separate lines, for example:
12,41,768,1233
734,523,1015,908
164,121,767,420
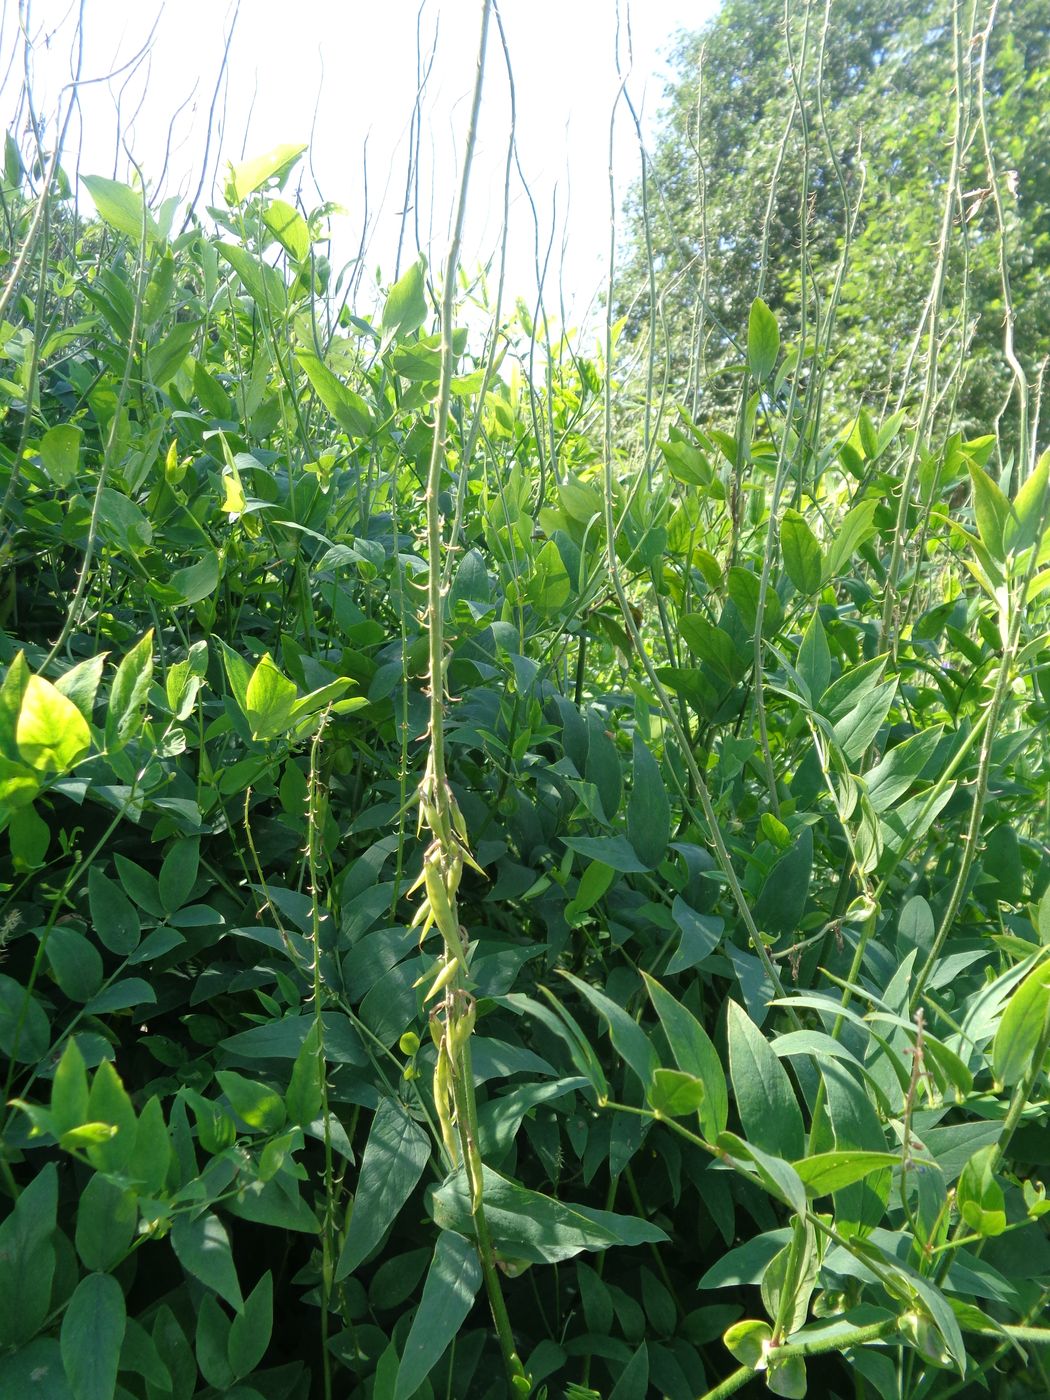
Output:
620,0,1050,466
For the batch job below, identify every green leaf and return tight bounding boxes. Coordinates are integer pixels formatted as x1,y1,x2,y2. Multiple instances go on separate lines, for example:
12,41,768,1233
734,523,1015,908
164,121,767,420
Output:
84,1060,136,1174
865,728,942,813
0,972,50,1063
159,838,199,915
74,1175,137,1272
54,655,106,724
8,802,49,871
724,1317,772,1368
822,499,879,583
227,1271,273,1379
128,1095,172,1196
81,174,159,243
559,971,657,1089
563,835,648,873
216,1071,286,1134
754,828,813,936
225,142,307,204
44,925,103,1002
627,734,671,870
171,1211,243,1312
647,1068,705,1118
796,610,831,705
431,1164,668,1264
665,896,723,974
87,868,141,955
16,675,91,774
967,461,1011,564
105,631,154,753
285,1022,323,1128
747,298,779,380
39,424,82,486
643,973,728,1142
60,1273,126,1400
296,350,373,438
528,539,571,614
0,1338,72,1398
335,1097,431,1281
957,1145,1006,1236
51,1039,89,1137
727,1001,805,1162
394,1231,481,1400
0,1164,57,1348
244,654,298,742
1005,449,1050,554
793,1151,902,1197
262,198,310,261
381,256,429,353
781,510,823,594
992,957,1050,1086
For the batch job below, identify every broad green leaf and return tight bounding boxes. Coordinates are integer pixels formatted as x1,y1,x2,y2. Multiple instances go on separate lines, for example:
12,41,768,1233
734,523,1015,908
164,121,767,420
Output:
647,1068,705,1118
285,1022,323,1128
1005,449,1050,554
563,835,647,873
335,1097,431,1280
54,654,106,723
16,675,91,774
559,970,657,1089
296,350,373,438
781,510,823,594
643,973,728,1142
60,1272,126,1400
216,1071,286,1134
992,957,1050,1086
225,142,307,204
195,1295,233,1391
218,242,287,310
39,424,82,486
717,1132,808,1217
261,198,310,261
957,1145,1006,1236
431,1164,668,1264
754,827,813,936
44,925,103,1002
727,1001,805,1162
527,539,571,613
84,1060,136,1174
0,1164,57,1348
665,896,723,974
171,1211,243,1312
820,1059,890,1231
244,654,298,741
627,734,671,870
81,173,160,243
865,728,942,813
796,610,831,704
74,1175,137,1272
0,1338,72,1398
724,1317,772,1367
794,1151,902,1197
128,1095,172,1196
381,256,429,353
50,1039,88,1137
228,1271,273,1379
394,1231,481,1400
822,499,879,583
967,461,1011,564
87,868,141,955
0,972,50,1063
105,631,154,753
8,802,49,870
747,298,779,380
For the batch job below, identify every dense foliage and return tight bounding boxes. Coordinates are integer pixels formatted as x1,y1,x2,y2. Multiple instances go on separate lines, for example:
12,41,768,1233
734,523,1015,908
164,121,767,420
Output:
2,3,1050,1399
619,0,1050,446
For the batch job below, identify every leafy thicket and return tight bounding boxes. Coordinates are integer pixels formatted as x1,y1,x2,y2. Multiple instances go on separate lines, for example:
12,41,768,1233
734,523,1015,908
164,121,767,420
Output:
618,0,1050,446
1,3,1050,1400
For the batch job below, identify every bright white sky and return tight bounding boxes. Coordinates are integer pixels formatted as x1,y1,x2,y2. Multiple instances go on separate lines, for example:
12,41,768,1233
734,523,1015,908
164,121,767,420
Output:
3,0,716,316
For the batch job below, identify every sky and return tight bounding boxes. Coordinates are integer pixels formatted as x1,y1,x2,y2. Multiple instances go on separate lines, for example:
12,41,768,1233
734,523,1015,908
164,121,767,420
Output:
2,0,717,317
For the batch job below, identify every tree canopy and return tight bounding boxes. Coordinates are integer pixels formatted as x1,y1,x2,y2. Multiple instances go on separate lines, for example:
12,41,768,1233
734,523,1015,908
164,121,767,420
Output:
620,0,1050,461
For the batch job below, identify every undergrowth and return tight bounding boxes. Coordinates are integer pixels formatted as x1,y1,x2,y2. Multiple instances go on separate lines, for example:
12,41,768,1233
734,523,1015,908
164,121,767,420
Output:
1,2,1049,1398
